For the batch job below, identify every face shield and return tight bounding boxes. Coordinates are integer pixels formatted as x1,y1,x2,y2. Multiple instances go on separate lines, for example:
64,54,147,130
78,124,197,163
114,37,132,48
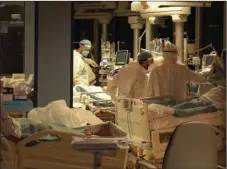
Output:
163,51,178,63
163,43,178,64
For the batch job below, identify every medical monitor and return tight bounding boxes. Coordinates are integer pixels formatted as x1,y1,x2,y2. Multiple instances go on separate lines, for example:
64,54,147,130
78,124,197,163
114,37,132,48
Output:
115,50,129,65
102,58,110,64
202,54,214,66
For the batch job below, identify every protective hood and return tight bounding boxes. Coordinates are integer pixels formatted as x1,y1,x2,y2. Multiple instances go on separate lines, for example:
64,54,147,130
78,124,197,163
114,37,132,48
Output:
163,42,178,64
216,56,225,73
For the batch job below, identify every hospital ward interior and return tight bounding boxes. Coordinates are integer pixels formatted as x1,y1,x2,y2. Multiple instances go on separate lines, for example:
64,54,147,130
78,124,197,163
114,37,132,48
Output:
0,1,227,169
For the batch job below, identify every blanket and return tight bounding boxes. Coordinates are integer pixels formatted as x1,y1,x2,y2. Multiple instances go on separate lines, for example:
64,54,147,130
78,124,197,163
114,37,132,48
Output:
12,119,126,141
147,97,220,119
12,118,86,139
27,100,103,128
143,97,180,107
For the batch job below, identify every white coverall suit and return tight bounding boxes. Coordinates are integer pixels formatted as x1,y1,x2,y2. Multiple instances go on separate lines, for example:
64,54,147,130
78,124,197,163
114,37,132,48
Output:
106,62,148,100
73,50,95,86
147,43,205,100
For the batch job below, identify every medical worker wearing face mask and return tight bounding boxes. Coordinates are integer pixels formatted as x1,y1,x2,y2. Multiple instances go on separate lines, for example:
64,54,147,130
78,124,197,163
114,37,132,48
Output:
147,42,206,100
106,51,154,100
73,39,96,86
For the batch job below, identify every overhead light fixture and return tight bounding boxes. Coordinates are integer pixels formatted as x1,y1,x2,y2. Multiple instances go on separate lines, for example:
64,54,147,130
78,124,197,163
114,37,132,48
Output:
150,5,159,9
148,17,157,25
172,15,181,20
146,2,211,7
171,14,188,22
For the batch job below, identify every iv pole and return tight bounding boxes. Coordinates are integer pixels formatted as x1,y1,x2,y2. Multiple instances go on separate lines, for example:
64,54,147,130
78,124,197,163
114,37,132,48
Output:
196,43,216,55
138,29,146,55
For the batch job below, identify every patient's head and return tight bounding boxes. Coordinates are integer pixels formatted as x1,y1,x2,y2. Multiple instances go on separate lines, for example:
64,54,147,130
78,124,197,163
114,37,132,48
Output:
163,42,178,64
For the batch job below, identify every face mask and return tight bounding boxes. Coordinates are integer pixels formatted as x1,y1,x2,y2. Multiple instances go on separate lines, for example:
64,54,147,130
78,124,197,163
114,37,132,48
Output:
82,50,89,57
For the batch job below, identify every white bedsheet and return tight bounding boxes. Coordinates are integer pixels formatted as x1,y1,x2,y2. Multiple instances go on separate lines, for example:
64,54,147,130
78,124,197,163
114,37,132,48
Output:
147,103,225,131
148,104,174,119
27,100,103,128
149,111,225,131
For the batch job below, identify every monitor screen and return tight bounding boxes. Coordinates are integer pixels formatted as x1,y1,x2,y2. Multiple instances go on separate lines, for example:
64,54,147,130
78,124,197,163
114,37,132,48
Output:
102,58,110,64
204,55,214,66
116,50,129,65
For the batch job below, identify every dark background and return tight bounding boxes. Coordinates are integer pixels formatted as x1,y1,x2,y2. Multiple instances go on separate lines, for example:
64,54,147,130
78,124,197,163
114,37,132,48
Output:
0,1,225,74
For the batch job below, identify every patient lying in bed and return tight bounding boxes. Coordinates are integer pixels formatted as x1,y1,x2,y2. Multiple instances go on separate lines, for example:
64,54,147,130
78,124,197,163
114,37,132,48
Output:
27,100,102,127
11,118,96,140
146,86,226,118
2,100,103,139
173,85,225,117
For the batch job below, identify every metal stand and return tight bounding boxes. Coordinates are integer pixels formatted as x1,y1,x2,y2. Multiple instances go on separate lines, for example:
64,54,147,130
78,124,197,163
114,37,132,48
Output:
93,152,102,169
72,149,118,169
71,124,125,169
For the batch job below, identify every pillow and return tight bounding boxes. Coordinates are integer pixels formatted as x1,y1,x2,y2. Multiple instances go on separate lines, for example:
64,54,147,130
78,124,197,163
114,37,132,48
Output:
148,104,174,120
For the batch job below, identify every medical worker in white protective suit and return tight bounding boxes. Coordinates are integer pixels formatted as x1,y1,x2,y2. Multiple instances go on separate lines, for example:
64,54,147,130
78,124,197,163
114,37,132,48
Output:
209,49,226,83
73,39,96,86
106,51,154,100
147,42,206,100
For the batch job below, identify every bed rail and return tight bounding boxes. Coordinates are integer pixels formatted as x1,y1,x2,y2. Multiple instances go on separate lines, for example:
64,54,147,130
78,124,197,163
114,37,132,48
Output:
115,97,151,149
116,97,226,162
18,129,84,147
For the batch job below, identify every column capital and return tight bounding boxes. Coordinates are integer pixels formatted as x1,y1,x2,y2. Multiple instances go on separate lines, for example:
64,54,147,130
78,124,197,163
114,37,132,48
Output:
128,16,144,29
172,14,188,22
98,16,112,24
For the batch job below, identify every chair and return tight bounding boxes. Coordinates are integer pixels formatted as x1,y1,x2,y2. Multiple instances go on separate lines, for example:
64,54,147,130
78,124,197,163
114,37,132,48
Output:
136,121,224,169
163,121,217,169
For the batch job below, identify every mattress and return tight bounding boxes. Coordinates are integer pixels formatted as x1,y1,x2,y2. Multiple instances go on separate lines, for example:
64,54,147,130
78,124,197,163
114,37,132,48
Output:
149,111,225,131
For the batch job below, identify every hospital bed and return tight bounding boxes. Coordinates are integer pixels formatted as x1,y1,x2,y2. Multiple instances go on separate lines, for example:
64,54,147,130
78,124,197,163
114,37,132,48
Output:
0,121,128,169
115,97,225,167
73,91,115,123
76,91,113,107
73,85,116,123
73,85,113,108
73,85,112,103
